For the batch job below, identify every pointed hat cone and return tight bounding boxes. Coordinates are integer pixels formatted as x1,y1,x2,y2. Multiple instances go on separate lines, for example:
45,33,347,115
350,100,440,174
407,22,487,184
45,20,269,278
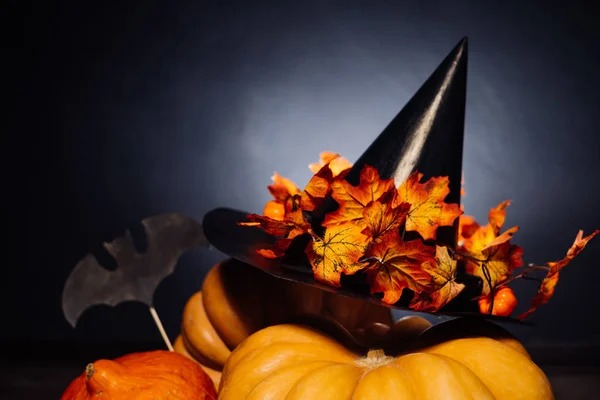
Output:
347,37,467,190
318,37,469,247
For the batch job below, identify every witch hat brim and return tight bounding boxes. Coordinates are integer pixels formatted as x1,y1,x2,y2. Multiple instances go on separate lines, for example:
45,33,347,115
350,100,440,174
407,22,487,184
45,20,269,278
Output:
203,37,527,324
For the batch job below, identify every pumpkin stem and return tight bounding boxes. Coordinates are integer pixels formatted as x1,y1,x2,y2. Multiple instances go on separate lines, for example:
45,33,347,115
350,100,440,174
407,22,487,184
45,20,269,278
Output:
85,363,95,380
355,348,395,370
366,349,386,359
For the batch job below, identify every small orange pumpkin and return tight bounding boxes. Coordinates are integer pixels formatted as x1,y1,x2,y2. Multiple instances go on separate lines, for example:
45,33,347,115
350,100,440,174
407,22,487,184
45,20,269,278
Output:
218,317,554,400
60,350,216,400
174,258,393,386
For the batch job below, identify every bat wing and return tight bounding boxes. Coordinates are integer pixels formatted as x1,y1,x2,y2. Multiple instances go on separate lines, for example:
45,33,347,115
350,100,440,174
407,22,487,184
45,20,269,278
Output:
62,253,135,327
62,213,207,327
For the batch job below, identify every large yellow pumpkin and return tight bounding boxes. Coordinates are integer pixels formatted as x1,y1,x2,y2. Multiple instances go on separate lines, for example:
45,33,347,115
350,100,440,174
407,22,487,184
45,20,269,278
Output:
218,317,554,400
175,258,393,386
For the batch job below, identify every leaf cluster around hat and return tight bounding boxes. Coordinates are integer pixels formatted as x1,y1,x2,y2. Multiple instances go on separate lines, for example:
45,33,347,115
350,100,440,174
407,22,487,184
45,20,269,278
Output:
238,152,599,320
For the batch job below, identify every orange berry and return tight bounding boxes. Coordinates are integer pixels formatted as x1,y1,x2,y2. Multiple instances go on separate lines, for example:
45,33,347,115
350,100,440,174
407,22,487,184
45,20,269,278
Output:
263,201,285,220
478,286,517,317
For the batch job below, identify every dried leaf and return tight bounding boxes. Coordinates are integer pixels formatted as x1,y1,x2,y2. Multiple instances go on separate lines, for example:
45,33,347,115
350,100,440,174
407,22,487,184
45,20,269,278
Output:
459,201,523,295
410,246,465,312
473,242,524,295
268,173,301,202
458,201,512,247
238,211,307,238
239,209,310,258
323,165,395,227
482,226,520,251
361,195,411,242
458,215,479,245
548,229,599,274
299,162,336,212
309,152,352,177
395,171,463,240
517,271,560,321
488,200,511,235
305,223,369,287
518,229,599,320
361,231,434,304
256,237,296,259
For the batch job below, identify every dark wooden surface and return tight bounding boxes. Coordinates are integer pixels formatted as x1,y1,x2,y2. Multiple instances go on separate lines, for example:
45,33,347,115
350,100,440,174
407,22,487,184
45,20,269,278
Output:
1,342,599,399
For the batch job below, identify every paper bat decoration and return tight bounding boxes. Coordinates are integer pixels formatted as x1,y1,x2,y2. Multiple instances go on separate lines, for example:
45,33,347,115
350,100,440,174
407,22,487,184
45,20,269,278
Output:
62,213,207,333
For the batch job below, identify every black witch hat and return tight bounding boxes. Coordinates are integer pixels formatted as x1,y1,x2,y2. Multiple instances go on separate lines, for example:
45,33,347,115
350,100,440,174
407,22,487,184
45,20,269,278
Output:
203,37,521,323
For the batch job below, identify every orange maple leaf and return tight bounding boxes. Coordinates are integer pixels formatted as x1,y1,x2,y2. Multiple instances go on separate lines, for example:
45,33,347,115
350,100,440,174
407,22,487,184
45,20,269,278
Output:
268,173,301,202
457,215,478,244
256,238,295,259
305,222,369,287
394,171,463,241
323,165,396,227
410,245,466,312
361,230,434,304
517,229,599,320
472,241,524,295
361,196,411,242
459,201,523,295
299,159,340,212
547,229,599,274
239,209,310,258
488,200,511,235
238,213,301,237
309,152,352,177
516,271,560,321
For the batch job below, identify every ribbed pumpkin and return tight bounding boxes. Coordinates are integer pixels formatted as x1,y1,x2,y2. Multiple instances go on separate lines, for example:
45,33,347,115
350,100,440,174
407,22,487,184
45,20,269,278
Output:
174,258,393,386
218,317,554,400
60,350,216,400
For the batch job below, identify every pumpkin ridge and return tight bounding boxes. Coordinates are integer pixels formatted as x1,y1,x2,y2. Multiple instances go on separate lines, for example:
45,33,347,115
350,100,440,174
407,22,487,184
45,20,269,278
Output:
423,338,553,399
220,342,354,398
223,324,355,374
409,352,494,400
244,361,339,400
284,363,363,399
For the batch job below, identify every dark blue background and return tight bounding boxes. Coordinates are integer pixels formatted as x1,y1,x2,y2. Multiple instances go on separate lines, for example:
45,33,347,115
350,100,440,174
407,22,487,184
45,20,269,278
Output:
7,1,600,348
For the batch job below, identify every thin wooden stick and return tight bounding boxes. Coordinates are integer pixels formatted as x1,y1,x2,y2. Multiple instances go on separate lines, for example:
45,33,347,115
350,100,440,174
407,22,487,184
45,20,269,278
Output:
149,306,174,351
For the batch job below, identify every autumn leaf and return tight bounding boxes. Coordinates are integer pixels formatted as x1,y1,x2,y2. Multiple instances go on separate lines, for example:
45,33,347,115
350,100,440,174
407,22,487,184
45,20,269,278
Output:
458,215,479,245
410,245,465,312
256,238,294,259
469,242,523,295
268,173,301,202
309,152,352,177
459,201,522,295
547,229,600,274
482,226,519,251
239,214,299,237
516,271,560,321
361,196,411,242
460,201,513,250
323,165,396,227
299,161,338,212
305,223,369,287
239,209,310,258
518,229,599,320
239,209,308,236
394,171,463,241
360,230,434,304
301,153,352,213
